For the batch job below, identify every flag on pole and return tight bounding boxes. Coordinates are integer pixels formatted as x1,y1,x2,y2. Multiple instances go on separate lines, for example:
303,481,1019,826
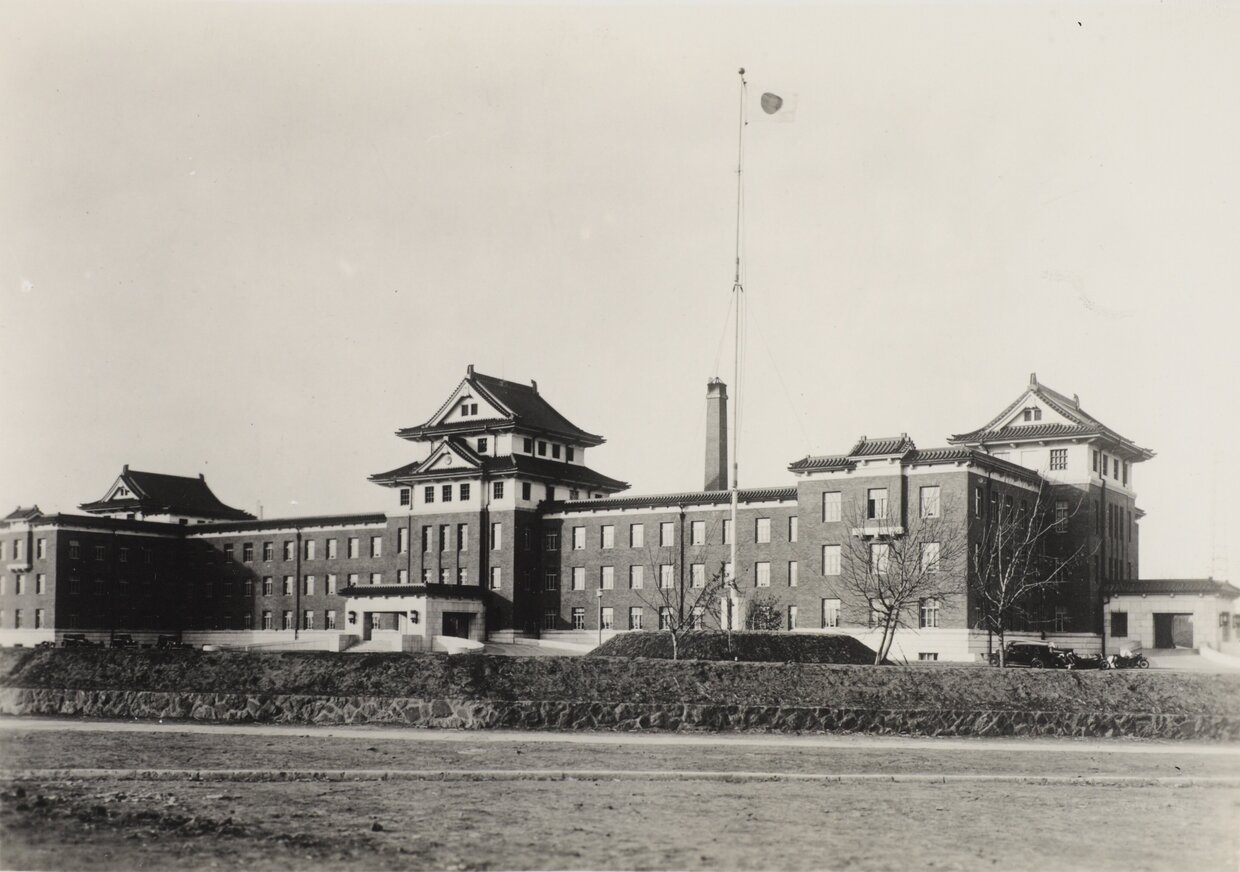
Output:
757,89,797,123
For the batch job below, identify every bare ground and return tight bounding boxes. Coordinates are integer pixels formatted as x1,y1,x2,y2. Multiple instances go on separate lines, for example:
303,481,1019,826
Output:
1,723,1238,871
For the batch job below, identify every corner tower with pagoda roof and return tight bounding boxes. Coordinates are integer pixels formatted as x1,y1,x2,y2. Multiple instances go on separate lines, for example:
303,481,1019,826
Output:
368,365,629,641
949,373,1155,634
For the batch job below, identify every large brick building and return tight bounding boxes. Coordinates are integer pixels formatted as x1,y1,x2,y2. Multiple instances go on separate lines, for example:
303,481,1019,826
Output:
0,368,1157,660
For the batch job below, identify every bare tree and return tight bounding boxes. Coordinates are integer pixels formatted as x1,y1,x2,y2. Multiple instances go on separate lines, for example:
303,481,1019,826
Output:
744,589,784,631
632,513,728,660
837,493,969,664
968,483,1091,666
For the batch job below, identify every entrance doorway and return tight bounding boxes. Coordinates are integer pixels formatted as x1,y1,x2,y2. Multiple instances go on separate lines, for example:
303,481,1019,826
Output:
442,613,472,639
1153,613,1194,649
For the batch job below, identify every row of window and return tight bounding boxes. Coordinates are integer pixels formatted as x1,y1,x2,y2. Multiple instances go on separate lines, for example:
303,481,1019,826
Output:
1,608,47,629
547,561,800,591
1093,450,1129,485
398,477,604,509
0,574,47,595
820,486,943,524
558,517,801,552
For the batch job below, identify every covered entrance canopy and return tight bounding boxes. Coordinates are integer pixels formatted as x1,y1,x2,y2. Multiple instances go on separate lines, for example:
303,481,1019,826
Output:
339,582,487,645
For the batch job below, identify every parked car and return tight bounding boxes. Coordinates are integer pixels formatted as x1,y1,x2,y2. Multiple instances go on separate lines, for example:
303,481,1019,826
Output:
109,634,138,649
989,641,1072,669
35,640,56,649
156,635,190,650
1063,650,1109,670
61,633,102,648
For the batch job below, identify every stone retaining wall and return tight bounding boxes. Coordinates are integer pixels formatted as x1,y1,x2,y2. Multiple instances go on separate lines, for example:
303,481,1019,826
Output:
3,687,1236,740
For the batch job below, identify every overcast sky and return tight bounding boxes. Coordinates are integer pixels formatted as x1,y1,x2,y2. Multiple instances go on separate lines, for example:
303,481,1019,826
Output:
2,1,1237,579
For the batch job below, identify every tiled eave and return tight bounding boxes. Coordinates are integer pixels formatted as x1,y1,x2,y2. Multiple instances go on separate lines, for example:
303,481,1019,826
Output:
396,420,606,448
1106,579,1240,598
547,486,797,514
189,512,389,535
949,424,1154,461
77,498,255,521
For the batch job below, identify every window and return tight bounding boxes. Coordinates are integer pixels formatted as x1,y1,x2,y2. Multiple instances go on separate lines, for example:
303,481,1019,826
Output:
630,524,644,548
12,610,20,629
921,542,941,573
867,489,888,520
1055,500,1069,532
919,486,941,519
919,598,940,629
477,437,488,454
262,611,273,630
545,530,560,551
395,528,408,555
1110,611,1128,638
1112,458,1119,478
822,492,841,522
33,608,44,629
493,481,504,499
544,570,559,591
36,538,46,560
629,607,643,630
262,577,273,596
370,536,382,558
690,520,706,546
347,537,359,559
601,525,615,549
571,567,585,591
658,607,673,630
284,540,296,561
822,545,841,576
282,576,294,596
918,653,939,662
788,561,798,587
788,606,798,630
691,607,705,630
442,484,453,503
753,561,770,587
755,518,771,544
1122,461,1129,486
242,543,254,562
521,482,532,500
601,566,615,590
35,574,45,595
460,483,471,501
440,567,451,584
1022,407,1042,422
629,565,644,590
789,517,798,542
439,525,450,552
1054,607,1068,632
601,606,613,630
571,527,585,550
260,542,273,562
659,564,675,589
303,575,315,596
537,441,548,457
282,610,294,631
552,444,561,460
870,542,890,575
1092,450,1099,472
303,610,314,630
722,518,732,545
457,524,468,551
399,488,411,507
544,609,558,630
1049,449,1067,471
974,486,984,518
370,572,382,586
822,598,841,628
567,447,576,462
327,538,338,560
304,539,316,561
424,486,435,504
691,563,706,589
326,610,337,630
571,607,586,630
659,522,674,547
490,567,501,590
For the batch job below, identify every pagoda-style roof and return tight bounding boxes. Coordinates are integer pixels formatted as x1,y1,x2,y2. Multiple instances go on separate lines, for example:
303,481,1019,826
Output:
949,374,1154,461
369,442,628,494
789,445,1043,483
2,506,43,523
1106,578,1240,598
848,434,917,458
396,366,605,446
79,466,254,521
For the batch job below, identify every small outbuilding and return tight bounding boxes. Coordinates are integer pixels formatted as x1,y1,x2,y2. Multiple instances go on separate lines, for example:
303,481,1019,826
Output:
1105,578,1240,655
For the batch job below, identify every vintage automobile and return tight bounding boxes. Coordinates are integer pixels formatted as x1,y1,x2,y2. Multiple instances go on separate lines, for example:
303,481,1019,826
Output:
155,634,191,650
988,640,1073,669
61,633,103,648
109,634,138,649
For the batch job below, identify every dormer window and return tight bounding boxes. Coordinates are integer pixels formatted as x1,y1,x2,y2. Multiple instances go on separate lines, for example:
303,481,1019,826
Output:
1022,407,1042,422
567,447,575,462
477,438,488,454
459,401,478,416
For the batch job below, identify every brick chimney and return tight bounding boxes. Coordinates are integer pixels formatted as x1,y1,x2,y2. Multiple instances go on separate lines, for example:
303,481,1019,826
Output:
704,378,729,491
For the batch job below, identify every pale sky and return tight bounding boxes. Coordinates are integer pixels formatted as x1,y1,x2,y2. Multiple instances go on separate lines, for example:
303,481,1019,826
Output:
2,1,1237,579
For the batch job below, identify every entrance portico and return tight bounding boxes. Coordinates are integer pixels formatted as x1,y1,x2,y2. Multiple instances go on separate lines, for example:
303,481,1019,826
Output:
340,583,487,650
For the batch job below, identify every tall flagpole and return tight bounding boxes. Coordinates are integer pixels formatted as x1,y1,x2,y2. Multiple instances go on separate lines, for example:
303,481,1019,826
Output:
729,68,746,630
